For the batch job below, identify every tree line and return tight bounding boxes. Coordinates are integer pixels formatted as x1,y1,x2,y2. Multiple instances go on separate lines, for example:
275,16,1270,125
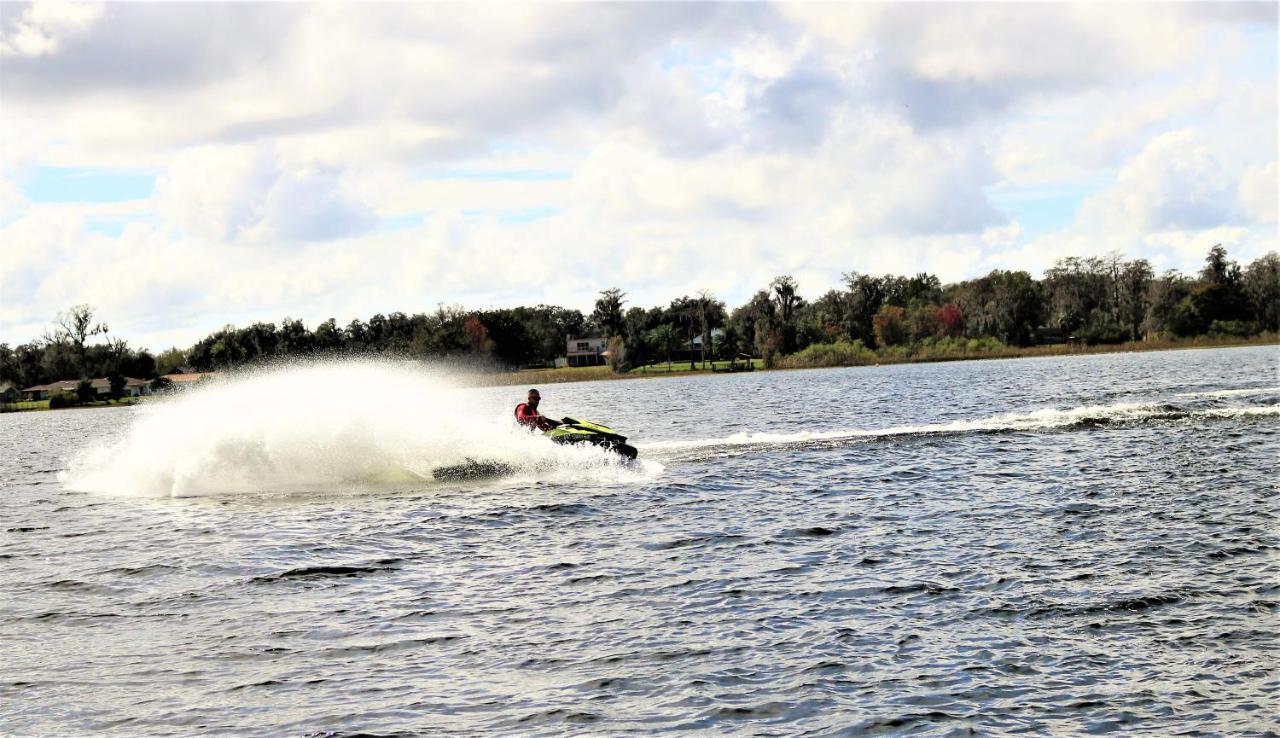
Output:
1,244,1276,387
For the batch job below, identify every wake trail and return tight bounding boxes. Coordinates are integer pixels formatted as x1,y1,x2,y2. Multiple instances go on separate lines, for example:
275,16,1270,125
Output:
1174,386,1280,399
639,401,1280,456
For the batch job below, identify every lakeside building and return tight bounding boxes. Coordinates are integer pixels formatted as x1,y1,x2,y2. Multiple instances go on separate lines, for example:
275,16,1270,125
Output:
0,382,18,403
158,372,223,390
566,336,607,367
688,328,726,353
20,377,152,401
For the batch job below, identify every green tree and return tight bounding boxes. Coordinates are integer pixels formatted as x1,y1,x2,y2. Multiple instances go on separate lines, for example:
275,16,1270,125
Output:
54,304,108,373
1144,270,1192,337
667,295,703,368
606,336,627,373
646,324,677,369
41,341,79,382
1243,251,1280,331
312,318,343,352
803,290,851,344
1181,244,1250,333
1116,258,1154,340
155,347,186,376
463,316,493,356
695,290,726,368
0,344,17,385
75,379,94,404
1200,244,1241,286
770,275,804,327
108,372,126,400
1043,256,1109,336
1181,283,1251,334
730,290,775,358
872,305,908,346
882,273,942,308
593,288,627,338
907,304,943,341
953,270,1042,346
842,272,887,347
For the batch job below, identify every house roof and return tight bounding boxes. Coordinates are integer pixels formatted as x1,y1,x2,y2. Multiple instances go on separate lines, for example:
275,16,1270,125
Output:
161,372,221,383
23,377,148,392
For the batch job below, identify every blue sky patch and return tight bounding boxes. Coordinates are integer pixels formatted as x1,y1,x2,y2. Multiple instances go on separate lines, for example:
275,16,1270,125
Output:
459,206,563,224
22,167,156,203
659,42,734,93
380,214,427,231
415,169,570,183
986,179,1108,235
84,220,128,238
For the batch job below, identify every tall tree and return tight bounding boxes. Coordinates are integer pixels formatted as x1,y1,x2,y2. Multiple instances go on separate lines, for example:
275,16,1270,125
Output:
1144,270,1191,337
646,324,677,368
1116,259,1154,340
770,276,803,325
1243,251,1280,331
463,316,491,356
1200,244,1241,286
695,290,726,368
953,270,1042,346
843,272,886,347
731,290,776,358
53,304,108,375
592,288,627,338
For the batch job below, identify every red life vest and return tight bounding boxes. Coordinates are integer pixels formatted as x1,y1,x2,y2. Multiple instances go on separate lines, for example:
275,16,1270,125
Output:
515,403,548,430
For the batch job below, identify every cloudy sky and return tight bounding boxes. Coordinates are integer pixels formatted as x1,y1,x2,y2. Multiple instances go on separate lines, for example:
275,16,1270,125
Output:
1,2,1276,351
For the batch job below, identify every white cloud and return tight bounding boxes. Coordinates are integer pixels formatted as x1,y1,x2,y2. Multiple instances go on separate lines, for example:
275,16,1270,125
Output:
1079,130,1239,232
0,0,102,58
1077,77,1223,167
0,3,1275,349
155,145,375,245
1238,161,1278,224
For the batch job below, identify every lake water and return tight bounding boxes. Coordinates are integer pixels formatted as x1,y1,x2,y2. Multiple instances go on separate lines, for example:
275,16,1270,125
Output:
1,346,1277,736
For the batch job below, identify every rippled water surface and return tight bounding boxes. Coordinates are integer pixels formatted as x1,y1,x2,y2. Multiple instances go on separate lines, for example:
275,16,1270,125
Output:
2,346,1278,736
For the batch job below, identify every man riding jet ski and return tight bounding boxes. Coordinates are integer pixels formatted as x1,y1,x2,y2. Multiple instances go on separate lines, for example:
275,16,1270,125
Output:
514,388,560,431
432,389,638,481
515,389,638,460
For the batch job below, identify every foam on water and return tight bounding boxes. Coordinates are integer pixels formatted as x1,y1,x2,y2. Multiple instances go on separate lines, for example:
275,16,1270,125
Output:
640,401,1280,453
1174,386,1280,399
62,361,659,498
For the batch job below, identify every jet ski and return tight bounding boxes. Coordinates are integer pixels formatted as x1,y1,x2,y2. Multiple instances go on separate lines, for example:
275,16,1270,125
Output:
431,416,638,481
545,417,639,460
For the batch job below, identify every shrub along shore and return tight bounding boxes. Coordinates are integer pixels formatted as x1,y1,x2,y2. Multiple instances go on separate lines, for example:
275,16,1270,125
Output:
465,333,1278,387
4,244,1278,407
2,334,1273,409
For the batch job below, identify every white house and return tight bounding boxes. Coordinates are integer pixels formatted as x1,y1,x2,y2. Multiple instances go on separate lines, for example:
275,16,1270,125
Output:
21,377,152,401
565,336,607,367
688,327,727,351
158,372,222,390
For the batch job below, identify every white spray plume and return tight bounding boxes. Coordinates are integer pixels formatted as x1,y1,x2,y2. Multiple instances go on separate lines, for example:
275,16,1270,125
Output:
63,360,656,498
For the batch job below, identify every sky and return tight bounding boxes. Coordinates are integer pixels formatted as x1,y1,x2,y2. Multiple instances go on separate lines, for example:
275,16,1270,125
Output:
0,2,1276,352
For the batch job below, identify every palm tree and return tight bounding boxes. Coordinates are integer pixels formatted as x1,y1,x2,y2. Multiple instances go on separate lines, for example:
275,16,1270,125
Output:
695,290,726,369
646,324,676,371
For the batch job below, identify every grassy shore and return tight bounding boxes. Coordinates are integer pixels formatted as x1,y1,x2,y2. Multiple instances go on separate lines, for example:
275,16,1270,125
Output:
5,335,1274,408
463,358,764,387
0,397,143,413
470,333,1277,387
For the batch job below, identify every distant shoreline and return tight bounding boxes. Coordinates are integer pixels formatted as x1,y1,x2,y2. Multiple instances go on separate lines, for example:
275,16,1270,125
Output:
468,334,1279,387
3,335,1275,412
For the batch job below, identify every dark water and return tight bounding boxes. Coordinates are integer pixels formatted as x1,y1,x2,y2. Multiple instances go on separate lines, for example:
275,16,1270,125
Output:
2,346,1278,736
